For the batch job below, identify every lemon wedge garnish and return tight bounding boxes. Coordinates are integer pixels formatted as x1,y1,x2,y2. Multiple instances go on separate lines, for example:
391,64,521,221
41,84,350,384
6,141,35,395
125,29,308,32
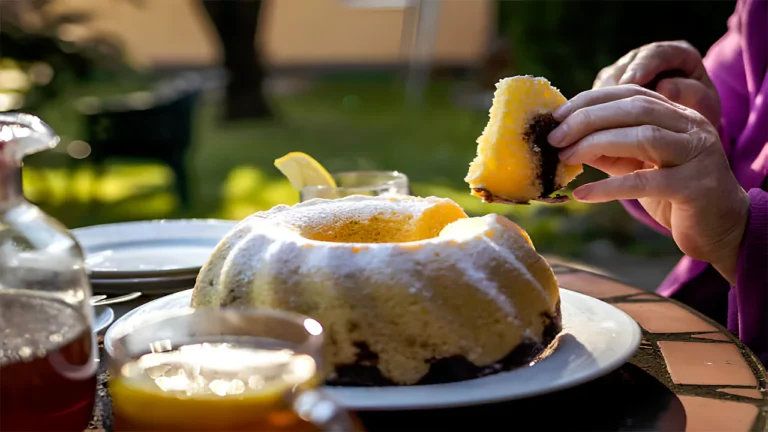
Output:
274,152,337,190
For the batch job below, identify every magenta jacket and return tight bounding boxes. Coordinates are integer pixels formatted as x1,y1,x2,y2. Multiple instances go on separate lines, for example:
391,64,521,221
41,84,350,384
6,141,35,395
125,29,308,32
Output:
622,0,768,363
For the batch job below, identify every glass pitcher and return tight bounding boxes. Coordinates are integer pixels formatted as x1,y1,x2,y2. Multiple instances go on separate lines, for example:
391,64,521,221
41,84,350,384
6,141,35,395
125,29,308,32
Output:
0,113,98,431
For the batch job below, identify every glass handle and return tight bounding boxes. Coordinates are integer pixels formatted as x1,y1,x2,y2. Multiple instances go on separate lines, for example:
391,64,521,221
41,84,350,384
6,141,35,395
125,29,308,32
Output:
292,389,363,432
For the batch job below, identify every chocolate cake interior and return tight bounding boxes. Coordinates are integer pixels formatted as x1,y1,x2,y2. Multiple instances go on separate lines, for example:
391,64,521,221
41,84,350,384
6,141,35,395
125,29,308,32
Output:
326,301,562,387
524,113,562,198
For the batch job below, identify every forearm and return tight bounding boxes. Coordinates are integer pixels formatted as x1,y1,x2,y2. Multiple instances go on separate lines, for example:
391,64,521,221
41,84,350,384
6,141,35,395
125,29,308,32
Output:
711,187,752,285
729,188,768,357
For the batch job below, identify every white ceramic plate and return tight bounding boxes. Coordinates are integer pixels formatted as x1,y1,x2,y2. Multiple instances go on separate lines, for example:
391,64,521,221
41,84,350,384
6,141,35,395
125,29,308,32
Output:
90,274,198,295
71,219,238,280
104,288,641,410
93,305,115,333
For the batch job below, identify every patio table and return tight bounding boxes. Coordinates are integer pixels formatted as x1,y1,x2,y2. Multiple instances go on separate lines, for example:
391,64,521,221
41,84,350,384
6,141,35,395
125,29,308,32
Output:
86,264,766,432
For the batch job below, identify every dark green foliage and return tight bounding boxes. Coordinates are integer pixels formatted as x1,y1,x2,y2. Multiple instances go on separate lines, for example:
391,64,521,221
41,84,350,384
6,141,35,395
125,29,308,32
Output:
498,0,737,97
0,0,133,110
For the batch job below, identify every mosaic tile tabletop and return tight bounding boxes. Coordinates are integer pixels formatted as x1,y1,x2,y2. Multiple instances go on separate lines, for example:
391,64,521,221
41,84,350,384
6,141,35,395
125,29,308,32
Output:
87,265,767,432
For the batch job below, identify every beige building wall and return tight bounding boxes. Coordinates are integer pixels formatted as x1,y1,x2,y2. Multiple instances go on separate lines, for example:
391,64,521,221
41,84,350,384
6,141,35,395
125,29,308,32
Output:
49,0,492,67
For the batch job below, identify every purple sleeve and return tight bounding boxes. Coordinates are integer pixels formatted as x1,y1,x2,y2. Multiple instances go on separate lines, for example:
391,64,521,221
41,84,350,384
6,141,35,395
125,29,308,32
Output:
730,188,768,363
702,2,750,152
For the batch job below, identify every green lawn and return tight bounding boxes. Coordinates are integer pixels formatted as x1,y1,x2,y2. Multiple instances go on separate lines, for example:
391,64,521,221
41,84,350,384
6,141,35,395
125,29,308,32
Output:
21,75,677,259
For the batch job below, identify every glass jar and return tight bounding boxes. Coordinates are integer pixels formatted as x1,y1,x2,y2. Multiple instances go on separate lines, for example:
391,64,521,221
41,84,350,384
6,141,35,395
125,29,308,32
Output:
300,171,410,201
109,307,362,431
0,112,97,431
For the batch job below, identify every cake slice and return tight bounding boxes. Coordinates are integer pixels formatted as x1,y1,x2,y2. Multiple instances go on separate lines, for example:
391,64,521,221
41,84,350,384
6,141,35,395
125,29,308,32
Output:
465,76,583,204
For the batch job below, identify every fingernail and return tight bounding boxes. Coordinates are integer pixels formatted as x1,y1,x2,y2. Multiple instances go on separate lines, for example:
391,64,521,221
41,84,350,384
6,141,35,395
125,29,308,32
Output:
619,71,637,85
559,147,575,162
552,103,569,121
572,185,591,201
548,124,569,146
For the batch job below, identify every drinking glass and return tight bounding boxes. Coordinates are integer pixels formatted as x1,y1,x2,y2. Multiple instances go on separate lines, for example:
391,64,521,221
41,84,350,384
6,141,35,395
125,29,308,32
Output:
300,170,409,202
109,307,360,431
0,113,98,431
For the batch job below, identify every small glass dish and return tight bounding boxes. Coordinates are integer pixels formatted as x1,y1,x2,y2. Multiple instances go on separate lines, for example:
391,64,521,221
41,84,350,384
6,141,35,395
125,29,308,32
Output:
108,307,358,431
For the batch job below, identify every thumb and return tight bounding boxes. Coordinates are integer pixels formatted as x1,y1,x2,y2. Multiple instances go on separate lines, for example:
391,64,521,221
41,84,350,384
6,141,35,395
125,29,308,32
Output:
656,77,721,127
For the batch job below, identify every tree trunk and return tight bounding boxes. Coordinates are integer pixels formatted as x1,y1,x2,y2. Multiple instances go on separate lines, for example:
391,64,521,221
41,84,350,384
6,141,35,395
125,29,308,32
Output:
200,0,273,120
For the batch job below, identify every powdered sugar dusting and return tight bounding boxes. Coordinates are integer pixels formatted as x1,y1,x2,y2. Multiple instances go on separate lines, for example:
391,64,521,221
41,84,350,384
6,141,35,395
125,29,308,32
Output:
191,195,559,384
258,195,446,234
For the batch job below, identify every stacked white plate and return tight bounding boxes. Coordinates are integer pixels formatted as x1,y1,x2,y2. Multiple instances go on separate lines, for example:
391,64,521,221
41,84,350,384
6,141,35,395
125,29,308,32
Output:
71,219,239,295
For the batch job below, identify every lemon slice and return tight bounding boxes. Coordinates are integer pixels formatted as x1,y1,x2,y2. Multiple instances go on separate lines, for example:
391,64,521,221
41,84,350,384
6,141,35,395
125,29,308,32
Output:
274,152,337,190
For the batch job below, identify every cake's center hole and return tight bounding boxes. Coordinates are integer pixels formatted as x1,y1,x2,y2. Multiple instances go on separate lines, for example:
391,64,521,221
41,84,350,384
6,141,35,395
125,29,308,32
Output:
300,207,466,244
524,113,561,197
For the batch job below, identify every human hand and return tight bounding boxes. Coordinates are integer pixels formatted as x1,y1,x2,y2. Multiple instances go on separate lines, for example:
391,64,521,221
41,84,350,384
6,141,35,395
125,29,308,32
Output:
548,85,749,284
593,41,721,129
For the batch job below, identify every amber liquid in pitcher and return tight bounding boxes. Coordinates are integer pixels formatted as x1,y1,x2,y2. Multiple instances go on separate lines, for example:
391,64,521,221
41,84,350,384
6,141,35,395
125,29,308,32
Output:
0,290,97,431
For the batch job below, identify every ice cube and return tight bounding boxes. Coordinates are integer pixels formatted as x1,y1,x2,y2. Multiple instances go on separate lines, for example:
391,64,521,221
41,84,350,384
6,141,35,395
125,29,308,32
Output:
145,364,172,379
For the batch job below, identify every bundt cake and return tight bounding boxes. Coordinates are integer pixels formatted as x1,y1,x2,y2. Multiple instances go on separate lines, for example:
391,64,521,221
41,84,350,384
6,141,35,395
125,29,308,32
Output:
466,76,584,204
191,195,561,386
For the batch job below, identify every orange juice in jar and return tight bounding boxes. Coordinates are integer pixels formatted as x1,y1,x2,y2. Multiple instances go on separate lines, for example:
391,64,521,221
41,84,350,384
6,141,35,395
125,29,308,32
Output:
108,308,359,431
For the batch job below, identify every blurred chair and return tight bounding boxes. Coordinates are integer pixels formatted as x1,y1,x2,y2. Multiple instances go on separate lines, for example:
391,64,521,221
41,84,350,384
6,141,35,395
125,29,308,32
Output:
75,73,204,208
